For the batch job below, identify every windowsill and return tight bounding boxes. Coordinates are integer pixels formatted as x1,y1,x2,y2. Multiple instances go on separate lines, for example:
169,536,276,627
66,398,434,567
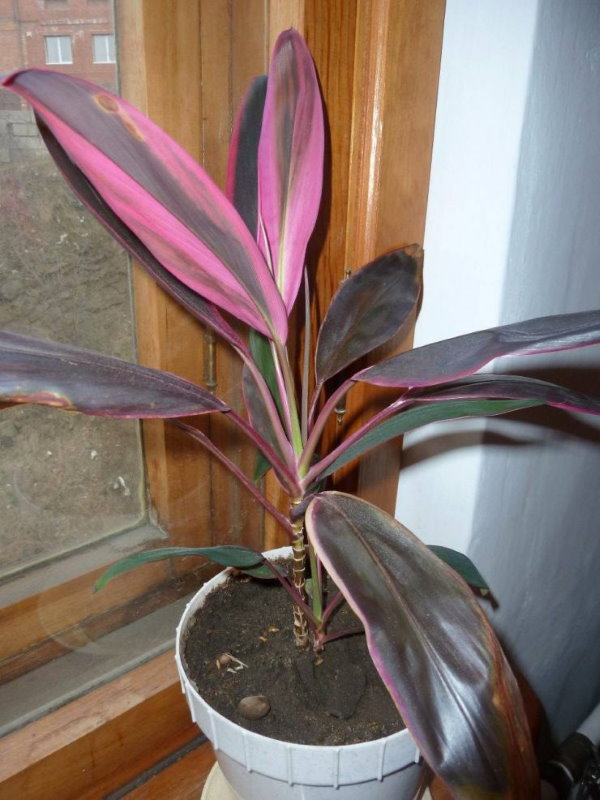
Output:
0,522,165,603
0,593,192,737
0,517,216,692
0,647,199,798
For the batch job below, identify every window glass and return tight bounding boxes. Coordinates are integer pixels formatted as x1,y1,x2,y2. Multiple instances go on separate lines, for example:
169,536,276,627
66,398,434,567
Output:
0,2,144,575
44,36,73,65
92,34,116,64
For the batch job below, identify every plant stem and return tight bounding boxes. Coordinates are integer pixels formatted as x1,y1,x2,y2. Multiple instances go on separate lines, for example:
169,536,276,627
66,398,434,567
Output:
290,505,310,649
173,421,295,538
302,393,409,488
301,269,311,444
262,559,319,628
273,338,304,457
238,345,296,465
299,377,355,476
307,541,323,623
225,409,301,495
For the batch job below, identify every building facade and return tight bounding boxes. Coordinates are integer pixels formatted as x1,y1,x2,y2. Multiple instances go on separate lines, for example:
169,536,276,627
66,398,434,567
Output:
0,0,116,160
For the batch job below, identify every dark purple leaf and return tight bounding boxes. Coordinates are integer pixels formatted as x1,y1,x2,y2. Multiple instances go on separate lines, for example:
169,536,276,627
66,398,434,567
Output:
411,374,600,415
0,331,228,418
315,246,422,385
226,75,267,236
358,311,600,388
306,492,538,796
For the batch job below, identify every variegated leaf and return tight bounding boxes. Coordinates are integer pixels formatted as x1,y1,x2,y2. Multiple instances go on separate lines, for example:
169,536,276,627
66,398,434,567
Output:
358,311,600,388
2,69,287,340
306,492,538,797
258,29,324,311
0,331,228,418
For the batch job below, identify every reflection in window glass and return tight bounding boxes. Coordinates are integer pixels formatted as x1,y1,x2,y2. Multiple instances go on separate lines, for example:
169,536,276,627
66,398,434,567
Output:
0,2,144,574
44,36,73,65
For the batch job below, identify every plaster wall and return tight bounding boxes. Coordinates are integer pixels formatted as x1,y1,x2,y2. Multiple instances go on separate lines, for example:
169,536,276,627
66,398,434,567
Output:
396,0,600,740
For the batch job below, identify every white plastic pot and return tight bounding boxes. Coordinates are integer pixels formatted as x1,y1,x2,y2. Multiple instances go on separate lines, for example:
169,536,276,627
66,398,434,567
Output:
175,547,423,799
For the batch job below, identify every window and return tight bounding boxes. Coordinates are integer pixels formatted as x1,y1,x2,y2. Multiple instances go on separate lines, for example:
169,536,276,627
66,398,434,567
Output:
92,33,116,63
0,1,150,713
44,36,73,65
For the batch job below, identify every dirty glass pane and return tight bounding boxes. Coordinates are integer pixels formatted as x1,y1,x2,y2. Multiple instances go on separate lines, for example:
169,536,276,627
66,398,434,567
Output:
0,1,145,574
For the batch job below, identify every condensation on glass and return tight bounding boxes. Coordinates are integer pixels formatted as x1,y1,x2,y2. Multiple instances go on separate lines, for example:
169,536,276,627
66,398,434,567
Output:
0,1,145,574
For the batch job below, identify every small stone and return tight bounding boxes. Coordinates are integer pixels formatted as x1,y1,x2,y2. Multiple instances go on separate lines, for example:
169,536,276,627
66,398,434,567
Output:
237,695,271,720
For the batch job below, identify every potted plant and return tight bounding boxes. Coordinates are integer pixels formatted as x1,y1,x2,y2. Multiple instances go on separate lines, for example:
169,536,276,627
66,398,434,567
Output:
2,29,600,799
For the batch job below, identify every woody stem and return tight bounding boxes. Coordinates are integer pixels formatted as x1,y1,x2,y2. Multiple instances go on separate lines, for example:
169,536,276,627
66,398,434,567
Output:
291,512,310,649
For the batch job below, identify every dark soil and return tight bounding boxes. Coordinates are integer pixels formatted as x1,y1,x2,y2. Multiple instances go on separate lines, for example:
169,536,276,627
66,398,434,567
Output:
182,565,404,746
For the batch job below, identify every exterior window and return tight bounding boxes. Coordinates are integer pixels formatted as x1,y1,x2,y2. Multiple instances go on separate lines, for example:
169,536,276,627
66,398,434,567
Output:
92,33,116,64
44,35,73,65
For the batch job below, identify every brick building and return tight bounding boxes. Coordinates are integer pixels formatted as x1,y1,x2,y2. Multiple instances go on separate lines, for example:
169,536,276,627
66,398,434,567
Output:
0,0,116,107
0,0,116,159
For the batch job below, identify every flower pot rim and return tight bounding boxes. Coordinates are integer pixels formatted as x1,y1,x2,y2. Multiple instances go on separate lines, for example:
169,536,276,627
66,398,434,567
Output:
175,545,416,756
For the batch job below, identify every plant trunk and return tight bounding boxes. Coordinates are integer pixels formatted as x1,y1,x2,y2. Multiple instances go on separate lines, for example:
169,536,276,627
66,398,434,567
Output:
291,515,310,648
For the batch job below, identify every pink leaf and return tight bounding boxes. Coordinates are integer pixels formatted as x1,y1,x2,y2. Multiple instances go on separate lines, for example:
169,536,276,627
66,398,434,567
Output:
258,29,324,312
2,69,288,341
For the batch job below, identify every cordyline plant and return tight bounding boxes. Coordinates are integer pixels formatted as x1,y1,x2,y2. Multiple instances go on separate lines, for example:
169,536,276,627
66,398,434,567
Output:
2,29,600,799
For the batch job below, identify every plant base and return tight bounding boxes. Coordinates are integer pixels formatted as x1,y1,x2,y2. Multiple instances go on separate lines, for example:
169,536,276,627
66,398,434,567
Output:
176,548,424,800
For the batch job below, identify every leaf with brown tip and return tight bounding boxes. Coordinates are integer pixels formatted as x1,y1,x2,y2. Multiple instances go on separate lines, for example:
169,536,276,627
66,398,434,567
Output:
306,492,539,798
0,331,228,418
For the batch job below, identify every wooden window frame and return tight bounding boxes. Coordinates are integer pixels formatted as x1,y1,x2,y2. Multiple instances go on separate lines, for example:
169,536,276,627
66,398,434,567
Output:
0,1,445,794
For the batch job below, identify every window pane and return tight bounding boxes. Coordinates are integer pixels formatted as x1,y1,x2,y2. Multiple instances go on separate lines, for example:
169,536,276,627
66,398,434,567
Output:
44,36,73,65
93,34,115,64
0,3,144,574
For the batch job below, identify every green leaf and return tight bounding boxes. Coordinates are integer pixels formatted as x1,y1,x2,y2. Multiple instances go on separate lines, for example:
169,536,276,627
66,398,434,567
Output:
248,329,288,481
428,546,490,594
253,451,273,483
316,398,541,482
241,562,284,580
249,330,284,415
95,545,264,591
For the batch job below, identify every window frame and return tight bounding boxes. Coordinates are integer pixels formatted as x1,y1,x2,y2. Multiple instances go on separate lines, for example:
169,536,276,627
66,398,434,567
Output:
0,0,270,691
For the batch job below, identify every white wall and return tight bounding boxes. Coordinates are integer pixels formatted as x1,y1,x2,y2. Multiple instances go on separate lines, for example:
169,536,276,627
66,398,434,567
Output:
396,0,539,553
396,0,600,742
